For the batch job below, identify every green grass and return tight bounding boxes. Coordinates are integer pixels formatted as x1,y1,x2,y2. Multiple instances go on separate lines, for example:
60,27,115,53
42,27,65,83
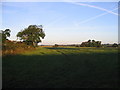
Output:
3,47,119,88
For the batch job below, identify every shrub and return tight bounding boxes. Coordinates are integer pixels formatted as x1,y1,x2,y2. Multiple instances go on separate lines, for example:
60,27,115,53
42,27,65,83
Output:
112,43,118,47
53,44,59,47
2,40,34,56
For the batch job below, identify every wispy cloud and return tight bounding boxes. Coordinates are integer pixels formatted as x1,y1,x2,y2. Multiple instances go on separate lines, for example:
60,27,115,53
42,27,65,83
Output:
66,1,118,16
74,7,119,26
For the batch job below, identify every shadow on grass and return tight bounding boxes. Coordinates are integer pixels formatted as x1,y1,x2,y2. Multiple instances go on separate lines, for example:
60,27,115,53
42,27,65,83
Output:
2,53,119,88
45,47,80,50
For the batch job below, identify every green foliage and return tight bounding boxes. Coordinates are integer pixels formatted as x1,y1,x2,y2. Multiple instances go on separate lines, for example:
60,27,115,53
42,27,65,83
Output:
1,29,11,43
112,43,118,47
80,40,101,47
17,25,45,47
53,44,59,47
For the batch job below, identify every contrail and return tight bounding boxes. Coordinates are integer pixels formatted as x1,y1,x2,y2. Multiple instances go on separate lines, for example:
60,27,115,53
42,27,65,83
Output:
76,7,119,25
67,1,118,16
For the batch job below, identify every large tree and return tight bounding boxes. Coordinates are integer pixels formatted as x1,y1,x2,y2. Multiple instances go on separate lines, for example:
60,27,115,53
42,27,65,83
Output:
17,25,45,47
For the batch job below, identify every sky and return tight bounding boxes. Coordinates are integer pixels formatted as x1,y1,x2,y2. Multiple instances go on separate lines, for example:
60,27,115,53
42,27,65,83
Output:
1,1,118,45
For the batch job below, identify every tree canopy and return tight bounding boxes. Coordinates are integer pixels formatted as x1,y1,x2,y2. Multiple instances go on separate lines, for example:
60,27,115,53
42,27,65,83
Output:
17,25,45,47
1,29,11,43
80,40,101,47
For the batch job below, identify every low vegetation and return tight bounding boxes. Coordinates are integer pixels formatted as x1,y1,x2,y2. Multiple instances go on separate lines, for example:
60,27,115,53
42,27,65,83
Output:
2,40,34,56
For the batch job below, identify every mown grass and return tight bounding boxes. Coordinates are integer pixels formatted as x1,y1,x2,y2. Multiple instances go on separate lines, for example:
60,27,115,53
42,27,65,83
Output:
2,47,119,88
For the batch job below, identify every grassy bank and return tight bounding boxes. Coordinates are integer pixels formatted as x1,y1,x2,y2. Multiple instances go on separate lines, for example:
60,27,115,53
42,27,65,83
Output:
2,47,119,88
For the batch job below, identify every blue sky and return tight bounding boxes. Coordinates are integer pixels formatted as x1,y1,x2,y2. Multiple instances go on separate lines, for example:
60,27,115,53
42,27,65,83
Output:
2,2,118,45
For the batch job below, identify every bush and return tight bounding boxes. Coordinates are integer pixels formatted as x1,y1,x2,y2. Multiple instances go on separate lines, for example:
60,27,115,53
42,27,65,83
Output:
2,40,34,56
112,43,118,47
53,44,59,47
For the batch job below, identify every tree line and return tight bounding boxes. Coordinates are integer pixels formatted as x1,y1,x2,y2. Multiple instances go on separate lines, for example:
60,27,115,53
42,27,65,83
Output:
1,24,119,51
54,40,119,48
80,40,101,47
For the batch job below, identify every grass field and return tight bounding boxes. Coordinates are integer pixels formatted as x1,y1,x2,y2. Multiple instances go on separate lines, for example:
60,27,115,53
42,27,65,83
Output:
2,46,119,88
